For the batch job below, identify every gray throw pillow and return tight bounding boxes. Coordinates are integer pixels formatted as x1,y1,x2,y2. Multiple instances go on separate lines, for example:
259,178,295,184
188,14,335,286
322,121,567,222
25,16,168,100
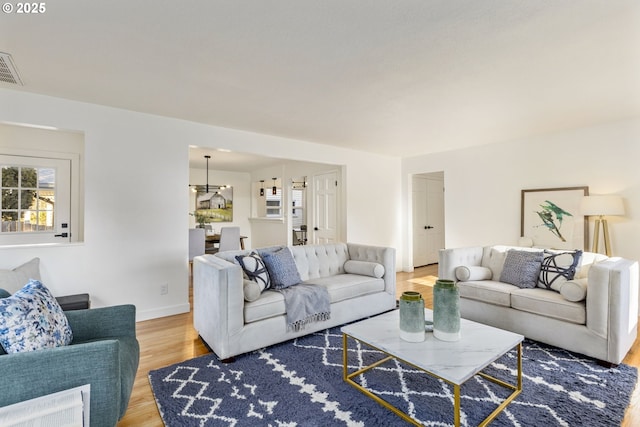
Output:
260,247,301,290
499,250,544,289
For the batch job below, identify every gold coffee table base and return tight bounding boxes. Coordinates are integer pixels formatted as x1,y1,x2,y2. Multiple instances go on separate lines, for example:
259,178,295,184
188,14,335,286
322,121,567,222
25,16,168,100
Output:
343,334,522,427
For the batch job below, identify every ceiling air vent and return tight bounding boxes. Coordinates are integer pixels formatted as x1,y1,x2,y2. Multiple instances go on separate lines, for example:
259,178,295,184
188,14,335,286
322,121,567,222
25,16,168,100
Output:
0,52,24,85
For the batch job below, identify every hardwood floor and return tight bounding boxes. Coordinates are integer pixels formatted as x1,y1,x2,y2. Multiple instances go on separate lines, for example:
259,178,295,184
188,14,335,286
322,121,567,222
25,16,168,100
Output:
117,265,640,426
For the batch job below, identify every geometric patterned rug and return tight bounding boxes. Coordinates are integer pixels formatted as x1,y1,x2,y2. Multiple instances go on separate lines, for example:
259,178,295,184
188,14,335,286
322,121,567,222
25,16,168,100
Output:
149,326,637,426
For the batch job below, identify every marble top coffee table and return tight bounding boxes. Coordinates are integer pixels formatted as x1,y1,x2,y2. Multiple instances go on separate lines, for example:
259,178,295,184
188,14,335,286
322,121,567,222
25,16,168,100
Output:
341,309,523,426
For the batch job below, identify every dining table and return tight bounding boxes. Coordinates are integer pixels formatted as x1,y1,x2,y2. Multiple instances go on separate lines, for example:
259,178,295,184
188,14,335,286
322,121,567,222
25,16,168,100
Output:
205,233,247,250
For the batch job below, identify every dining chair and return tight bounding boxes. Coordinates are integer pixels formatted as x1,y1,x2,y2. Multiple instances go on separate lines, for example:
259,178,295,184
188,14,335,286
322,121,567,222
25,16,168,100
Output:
189,228,206,273
218,226,241,252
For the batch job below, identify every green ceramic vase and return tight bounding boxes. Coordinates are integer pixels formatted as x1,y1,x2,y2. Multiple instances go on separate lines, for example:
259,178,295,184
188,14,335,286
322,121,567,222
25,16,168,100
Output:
399,291,425,342
433,279,461,342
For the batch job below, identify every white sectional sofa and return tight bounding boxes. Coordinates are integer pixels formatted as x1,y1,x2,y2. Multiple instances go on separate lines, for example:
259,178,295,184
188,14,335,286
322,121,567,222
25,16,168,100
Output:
193,242,396,360
439,245,639,365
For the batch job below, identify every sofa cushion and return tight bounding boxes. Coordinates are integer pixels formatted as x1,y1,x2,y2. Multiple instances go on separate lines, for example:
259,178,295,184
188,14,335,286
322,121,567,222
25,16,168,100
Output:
455,266,493,282
343,260,384,278
499,249,543,288
457,280,514,307
559,279,588,302
260,247,302,290
303,274,384,304
243,273,384,324
538,250,582,292
510,288,585,324
244,290,286,323
0,280,73,353
236,252,271,295
0,258,41,294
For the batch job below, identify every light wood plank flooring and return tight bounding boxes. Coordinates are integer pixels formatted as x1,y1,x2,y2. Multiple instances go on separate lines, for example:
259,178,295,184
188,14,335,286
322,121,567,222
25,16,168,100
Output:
117,265,640,426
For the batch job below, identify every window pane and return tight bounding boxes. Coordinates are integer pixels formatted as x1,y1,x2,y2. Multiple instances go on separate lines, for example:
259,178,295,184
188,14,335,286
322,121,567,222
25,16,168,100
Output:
2,189,18,209
2,166,18,187
38,168,55,189
21,190,36,210
20,168,37,188
38,189,55,210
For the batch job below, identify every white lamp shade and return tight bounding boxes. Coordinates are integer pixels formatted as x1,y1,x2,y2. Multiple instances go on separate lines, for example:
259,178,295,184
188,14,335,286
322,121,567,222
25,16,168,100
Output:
580,195,625,216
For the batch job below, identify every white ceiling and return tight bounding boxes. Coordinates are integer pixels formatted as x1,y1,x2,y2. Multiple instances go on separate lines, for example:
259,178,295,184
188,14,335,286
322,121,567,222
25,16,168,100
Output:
1,1,639,158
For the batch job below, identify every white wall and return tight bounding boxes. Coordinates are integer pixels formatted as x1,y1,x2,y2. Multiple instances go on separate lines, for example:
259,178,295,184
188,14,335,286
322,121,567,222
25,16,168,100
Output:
0,89,402,320
402,118,640,270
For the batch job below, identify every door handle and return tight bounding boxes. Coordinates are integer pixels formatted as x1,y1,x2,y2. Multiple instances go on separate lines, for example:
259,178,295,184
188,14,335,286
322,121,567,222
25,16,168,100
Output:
314,227,319,231
54,232,69,238
425,226,434,230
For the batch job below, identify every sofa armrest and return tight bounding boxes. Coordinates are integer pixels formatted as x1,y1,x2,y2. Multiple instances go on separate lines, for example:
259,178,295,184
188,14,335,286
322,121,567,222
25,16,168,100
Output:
347,243,396,295
0,340,122,426
65,304,137,342
587,258,639,363
438,247,484,280
193,254,245,352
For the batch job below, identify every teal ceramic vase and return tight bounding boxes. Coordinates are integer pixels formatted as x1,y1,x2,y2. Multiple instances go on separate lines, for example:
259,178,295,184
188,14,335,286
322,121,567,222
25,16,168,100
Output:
433,279,461,342
399,291,425,342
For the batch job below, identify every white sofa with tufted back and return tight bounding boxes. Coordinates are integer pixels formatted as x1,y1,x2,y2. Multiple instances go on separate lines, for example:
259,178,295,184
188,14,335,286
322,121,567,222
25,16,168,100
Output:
193,242,396,360
439,245,639,365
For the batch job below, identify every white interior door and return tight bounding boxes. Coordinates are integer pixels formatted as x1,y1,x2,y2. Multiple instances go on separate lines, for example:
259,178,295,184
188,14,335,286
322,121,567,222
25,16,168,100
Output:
412,174,444,266
312,171,338,244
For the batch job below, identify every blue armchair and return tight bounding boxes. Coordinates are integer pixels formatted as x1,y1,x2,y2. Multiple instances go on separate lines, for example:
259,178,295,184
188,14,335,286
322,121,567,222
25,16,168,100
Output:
0,304,140,427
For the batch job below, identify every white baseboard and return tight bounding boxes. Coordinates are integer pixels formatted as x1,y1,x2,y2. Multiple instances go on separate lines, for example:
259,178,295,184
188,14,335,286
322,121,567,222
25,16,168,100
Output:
136,303,191,322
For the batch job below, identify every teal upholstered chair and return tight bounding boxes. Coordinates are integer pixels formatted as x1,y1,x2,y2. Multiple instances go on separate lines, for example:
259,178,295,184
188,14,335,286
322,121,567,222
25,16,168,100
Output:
0,302,140,427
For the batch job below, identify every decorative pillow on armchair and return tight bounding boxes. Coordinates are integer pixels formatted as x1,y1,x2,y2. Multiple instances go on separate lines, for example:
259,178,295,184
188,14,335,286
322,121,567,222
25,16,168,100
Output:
0,257,41,294
0,279,73,353
499,250,544,289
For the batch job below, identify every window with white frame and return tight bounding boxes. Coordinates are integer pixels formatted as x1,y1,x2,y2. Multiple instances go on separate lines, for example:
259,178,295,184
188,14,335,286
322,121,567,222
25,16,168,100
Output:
0,155,72,245
265,188,282,217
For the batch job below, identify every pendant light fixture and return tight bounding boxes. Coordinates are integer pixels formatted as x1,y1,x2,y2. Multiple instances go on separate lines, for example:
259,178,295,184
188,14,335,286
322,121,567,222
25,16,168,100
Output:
259,180,265,197
272,178,277,195
204,155,211,194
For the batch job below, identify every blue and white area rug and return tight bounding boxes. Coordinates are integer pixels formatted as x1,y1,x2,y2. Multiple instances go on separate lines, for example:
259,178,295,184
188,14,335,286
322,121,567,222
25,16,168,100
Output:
149,326,637,426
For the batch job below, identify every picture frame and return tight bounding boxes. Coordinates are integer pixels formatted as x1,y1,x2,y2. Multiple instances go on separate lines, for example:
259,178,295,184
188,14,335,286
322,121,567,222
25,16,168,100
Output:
521,186,589,250
194,185,233,223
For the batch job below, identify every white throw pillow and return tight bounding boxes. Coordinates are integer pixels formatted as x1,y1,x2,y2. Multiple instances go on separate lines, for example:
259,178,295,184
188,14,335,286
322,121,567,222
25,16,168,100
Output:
343,260,385,278
0,258,41,294
455,266,493,282
560,279,588,302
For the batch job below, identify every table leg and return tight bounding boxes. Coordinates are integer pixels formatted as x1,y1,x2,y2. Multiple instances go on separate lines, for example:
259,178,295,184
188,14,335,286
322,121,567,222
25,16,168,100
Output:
454,384,461,427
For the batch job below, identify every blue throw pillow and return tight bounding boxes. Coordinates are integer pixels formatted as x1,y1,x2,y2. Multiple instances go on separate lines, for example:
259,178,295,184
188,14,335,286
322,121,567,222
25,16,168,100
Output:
0,288,10,298
260,247,302,290
0,279,73,353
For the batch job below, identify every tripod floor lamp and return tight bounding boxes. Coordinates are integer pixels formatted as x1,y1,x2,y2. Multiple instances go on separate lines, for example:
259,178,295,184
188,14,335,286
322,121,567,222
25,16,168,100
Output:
581,195,625,256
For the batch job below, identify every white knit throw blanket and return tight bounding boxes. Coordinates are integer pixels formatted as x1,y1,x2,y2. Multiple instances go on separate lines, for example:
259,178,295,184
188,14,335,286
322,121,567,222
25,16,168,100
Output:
278,283,331,332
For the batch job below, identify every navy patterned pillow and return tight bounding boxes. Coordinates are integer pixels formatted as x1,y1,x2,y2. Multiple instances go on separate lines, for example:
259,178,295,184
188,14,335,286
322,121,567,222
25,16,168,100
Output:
236,252,270,292
260,247,302,290
499,250,544,289
538,250,582,292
